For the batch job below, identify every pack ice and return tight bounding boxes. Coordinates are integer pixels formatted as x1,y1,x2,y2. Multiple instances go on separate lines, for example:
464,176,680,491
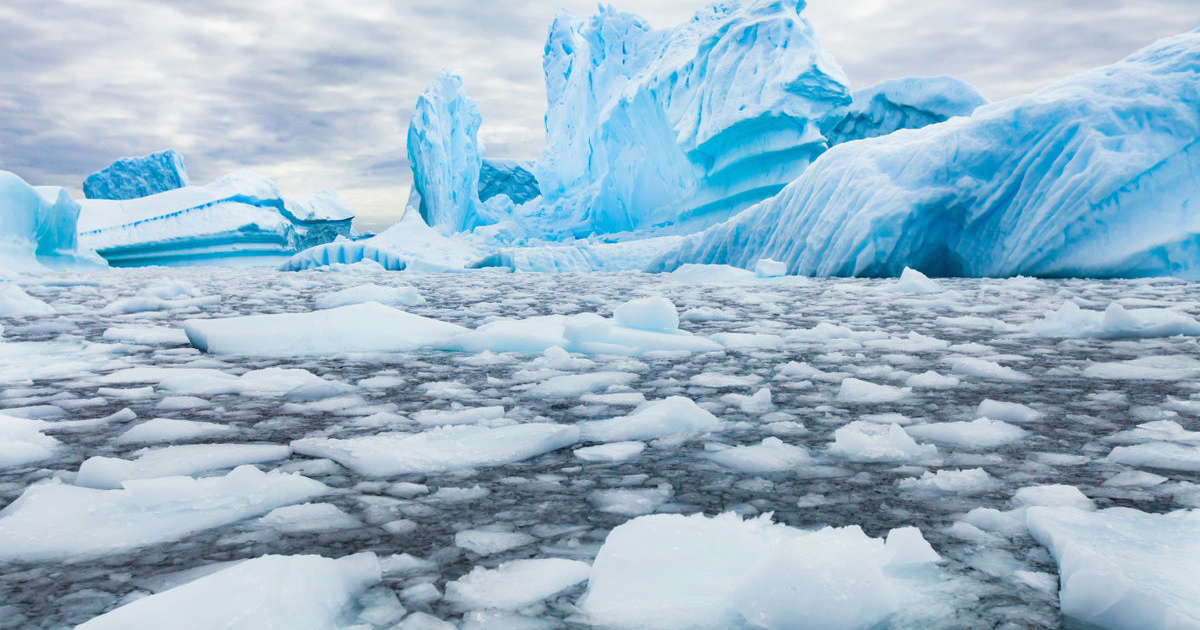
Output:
652,29,1200,278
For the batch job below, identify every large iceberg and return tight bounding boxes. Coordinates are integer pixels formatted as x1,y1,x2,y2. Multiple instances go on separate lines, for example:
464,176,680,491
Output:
0,170,90,270
82,149,190,200
407,71,493,235
526,0,851,237
651,30,1200,278
78,170,353,267
824,76,987,145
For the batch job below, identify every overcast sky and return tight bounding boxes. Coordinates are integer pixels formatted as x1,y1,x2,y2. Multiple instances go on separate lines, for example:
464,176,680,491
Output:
3,1,1198,231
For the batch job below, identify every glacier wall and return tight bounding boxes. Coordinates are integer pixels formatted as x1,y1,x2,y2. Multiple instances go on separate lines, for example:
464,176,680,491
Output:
78,171,353,267
0,171,89,271
83,150,190,201
407,72,494,235
650,29,1200,279
527,0,851,238
825,76,987,146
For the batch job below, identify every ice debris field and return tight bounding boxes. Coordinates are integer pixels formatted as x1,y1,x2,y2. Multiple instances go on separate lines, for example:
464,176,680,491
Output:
2,0,1200,628
0,266,1198,629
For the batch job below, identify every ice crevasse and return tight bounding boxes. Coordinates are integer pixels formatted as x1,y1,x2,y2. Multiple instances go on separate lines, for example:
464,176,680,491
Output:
651,29,1200,279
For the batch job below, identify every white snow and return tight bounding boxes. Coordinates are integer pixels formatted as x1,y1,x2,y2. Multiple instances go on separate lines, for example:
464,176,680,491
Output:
829,421,938,463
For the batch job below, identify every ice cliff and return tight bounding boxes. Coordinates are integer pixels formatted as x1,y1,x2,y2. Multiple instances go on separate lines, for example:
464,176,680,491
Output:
83,150,190,201
651,29,1200,279
526,0,851,237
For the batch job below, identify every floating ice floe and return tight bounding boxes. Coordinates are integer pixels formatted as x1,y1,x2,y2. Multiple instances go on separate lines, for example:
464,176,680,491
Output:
1028,302,1200,339
184,302,470,356
578,397,721,443
707,438,811,474
313,283,425,309
184,297,723,357
837,378,912,403
258,503,363,534
1083,355,1200,381
115,418,238,445
454,529,535,555
580,512,943,629
445,558,591,611
573,441,646,463
0,414,60,470
1106,442,1200,472
829,421,939,463
897,468,998,494
75,443,292,489
0,466,326,561
291,423,580,477
905,418,1028,450
1027,506,1200,630
76,552,380,630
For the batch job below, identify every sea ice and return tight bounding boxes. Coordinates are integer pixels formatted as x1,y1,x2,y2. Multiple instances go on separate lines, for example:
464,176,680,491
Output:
0,466,326,561
445,558,590,611
1027,506,1200,630
579,397,721,443
291,423,580,476
75,443,292,489
76,553,380,630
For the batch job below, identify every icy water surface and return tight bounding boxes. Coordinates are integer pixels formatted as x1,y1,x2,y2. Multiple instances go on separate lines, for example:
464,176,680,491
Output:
1,266,1198,628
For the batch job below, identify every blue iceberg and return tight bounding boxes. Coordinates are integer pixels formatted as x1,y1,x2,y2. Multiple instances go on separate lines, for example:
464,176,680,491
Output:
83,150,190,201
825,76,986,146
78,171,353,267
525,0,851,238
0,170,95,271
651,29,1200,279
407,72,495,235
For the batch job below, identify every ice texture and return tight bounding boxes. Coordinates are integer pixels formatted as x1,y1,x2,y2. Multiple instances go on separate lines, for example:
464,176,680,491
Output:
76,553,380,630
82,150,190,201
825,76,986,145
0,171,85,270
652,30,1200,278
529,0,850,237
78,170,353,267
580,512,942,629
407,71,490,234
479,159,540,206
445,558,590,611
1027,506,1200,630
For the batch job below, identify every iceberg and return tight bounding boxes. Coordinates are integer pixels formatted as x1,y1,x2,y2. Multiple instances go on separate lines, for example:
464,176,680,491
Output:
527,0,850,237
407,71,491,234
281,208,481,272
0,170,89,270
824,76,986,145
470,236,682,272
77,170,353,267
82,149,190,200
651,30,1200,279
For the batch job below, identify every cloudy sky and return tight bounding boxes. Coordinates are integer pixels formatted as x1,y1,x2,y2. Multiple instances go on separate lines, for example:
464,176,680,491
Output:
3,1,1198,231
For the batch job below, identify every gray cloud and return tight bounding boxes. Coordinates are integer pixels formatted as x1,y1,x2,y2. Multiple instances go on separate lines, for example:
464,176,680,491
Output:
1,0,1197,232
